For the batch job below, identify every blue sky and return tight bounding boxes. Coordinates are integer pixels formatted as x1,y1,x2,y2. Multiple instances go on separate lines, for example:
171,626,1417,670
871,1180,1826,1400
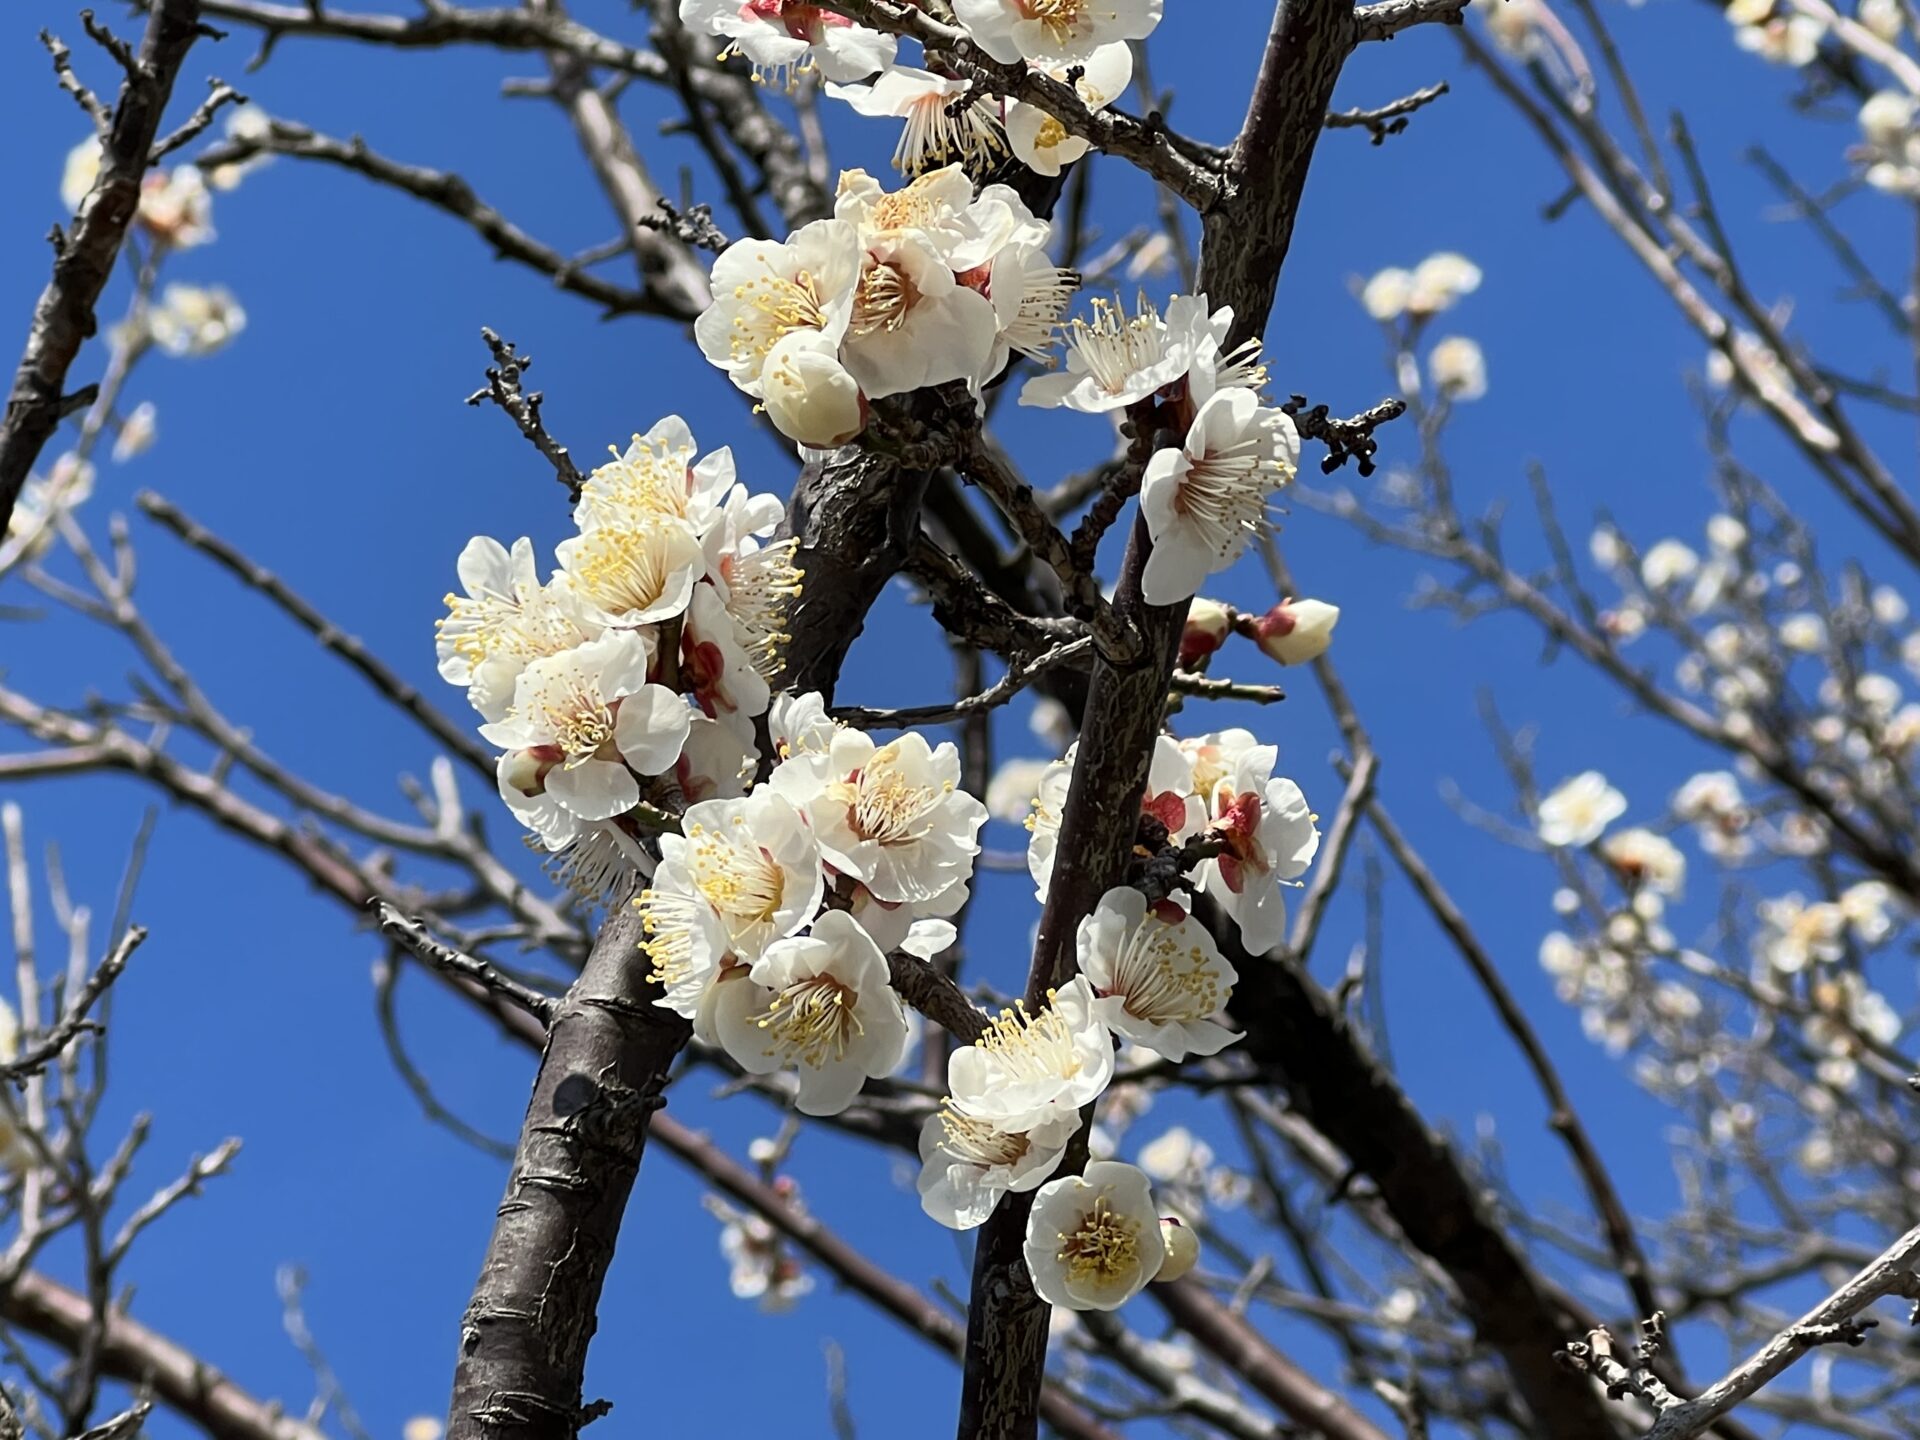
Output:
0,1,1908,1435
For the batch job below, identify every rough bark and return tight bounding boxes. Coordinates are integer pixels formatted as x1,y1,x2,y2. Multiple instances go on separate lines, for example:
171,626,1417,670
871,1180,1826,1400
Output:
445,883,692,1440
1213,896,1623,1440
0,0,205,537
952,1,1357,1434
2,1269,325,1440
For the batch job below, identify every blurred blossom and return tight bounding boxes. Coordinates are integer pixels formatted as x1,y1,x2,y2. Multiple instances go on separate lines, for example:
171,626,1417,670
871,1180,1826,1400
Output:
205,103,275,190
147,284,247,357
1138,1126,1211,1184
1727,0,1826,64
5,454,94,561
1640,539,1699,589
1755,894,1845,974
1473,0,1545,54
1705,514,1746,553
138,167,216,248
1599,828,1685,897
1029,696,1073,750
704,1192,813,1310
1859,92,1920,196
1428,335,1488,400
1536,771,1626,848
1361,267,1413,321
1589,524,1625,569
986,757,1054,824
1871,586,1907,625
1859,0,1903,36
402,1420,443,1440
112,402,157,463
59,137,98,211
1777,613,1826,652
1407,252,1481,314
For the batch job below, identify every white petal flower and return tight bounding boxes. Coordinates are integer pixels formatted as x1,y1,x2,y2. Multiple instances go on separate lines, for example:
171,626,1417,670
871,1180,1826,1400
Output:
775,728,987,904
479,631,691,820
1640,539,1699,589
146,283,245,357
1023,1160,1166,1311
436,537,596,721
713,910,910,1115
680,0,896,85
1598,827,1686,897
138,168,215,248
1139,388,1300,605
841,231,999,399
1361,267,1413,321
496,747,582,851
1193,757,1319,955
1428,336,1487,401
981,241,1081,374
917,1107,1076,1230
639,789,824,1017
1536,772,1626,847
835,165,1005,269
706,1194,814,1310
1005,43,1133,176
771,690,841,760
1407,252,1481,314
696,220,861,397
827,67,1008,176
954,0,1162,64
675,714,753,804
704,493,804,681
948,976,1114,1133
556,517,703,628
1020,293,1218,414
574,416,739,539
1077,888,1240,1061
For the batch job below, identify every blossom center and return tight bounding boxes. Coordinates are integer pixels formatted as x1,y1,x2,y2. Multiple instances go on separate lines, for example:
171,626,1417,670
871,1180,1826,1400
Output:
729,266,831,361
688,821,788,928
1109,917,1222,1024
1169,436,1282,557
757,974,864,1066
1064,298,1166,396
850,261,920,336
569,525,680,615
836,744,948,845
937,1103,1032,1168
977,992,1083,1083
1057,1194,1139,1282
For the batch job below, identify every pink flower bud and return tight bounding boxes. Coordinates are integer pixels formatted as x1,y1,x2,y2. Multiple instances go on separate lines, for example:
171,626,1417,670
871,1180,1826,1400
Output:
1245,598,1339,666
1178,598,1234,668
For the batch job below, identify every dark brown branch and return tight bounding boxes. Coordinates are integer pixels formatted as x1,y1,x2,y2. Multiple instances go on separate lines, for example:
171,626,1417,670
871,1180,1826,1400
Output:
193,120,684,319
463,330,586,503
1353,0,1470,41
953,0,1360,1432
446,879,692,1440
886,950,989,1045
1324,81,1449,144
0,0,207,538
3,1268,326,1440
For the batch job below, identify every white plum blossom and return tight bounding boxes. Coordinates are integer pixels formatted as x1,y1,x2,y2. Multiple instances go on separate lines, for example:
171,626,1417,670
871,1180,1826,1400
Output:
917,1107,1076,1230
1728,0,1825,64
954,0,1163,65
774,728,987,904
1076,888,1240,1062
948,976,1114,1133
1361,267,1413,321
1536,772,1627,847
1155,1216,1199,1281
574,416,739,539
705,1192,814,1310
1859,92,1920,195
1004,43,1134,176
1641,539,1700,589
1429,336,1488,400
1407,252,1481,314
1139,388,1301,605
1599,828,1686,897
770,689,840,760
1023,1160,1166,1311
639,790,824,1016
712,910,911,1116
437,537,596,721
146,284,246,357
480,633,692,821
676,714,753,804
841,225,998,399
696,220,861,398
136,167,215,248
1192,751,1319,955
827,68,1007,176
680,0,895,86
1029,737,1197,902
556,517,703,629
1021,293,1222,414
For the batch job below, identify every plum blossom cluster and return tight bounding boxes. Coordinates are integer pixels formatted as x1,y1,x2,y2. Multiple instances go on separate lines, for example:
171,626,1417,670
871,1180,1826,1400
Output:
436,415,804,896
696,166,1079,448
677,0,1160,178
1358,252,1488,403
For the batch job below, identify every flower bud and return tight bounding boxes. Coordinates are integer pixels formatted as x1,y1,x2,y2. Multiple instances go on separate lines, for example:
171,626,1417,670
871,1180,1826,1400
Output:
1245,598,1339,666
1154,1216,1199,1283
763,331,866,449
1178,598,1234,668
498,746,551,797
